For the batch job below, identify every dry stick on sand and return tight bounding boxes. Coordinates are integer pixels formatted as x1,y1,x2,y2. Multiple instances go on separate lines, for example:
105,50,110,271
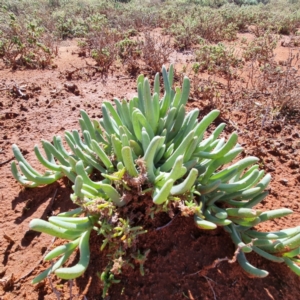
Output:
3,234,15,243
69,280,73,300
0,157,14,166
11,81,27,97
16,237,57,283
48,267,61,300
155,214,179,231
16,189,58,283
64,64,83,80
68,280,88,300
184,256,231,300
184,246,244,300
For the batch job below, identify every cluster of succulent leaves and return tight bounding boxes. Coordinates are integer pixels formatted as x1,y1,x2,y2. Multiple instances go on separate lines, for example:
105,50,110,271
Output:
11,65,300,295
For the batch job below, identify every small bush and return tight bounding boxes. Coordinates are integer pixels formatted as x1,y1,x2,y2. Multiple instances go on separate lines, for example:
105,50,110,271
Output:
117,37,142,75
83,27,120,74
195,42,243,75
141,31,173,73
0,9,55,69
242,33,278,65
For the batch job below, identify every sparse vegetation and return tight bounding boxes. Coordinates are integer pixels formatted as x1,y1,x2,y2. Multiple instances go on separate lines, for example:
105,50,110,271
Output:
194,43,242,75
0,7,55,69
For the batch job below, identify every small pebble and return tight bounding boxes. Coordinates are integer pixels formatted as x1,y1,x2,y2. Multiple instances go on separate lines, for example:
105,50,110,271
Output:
279,178,288,185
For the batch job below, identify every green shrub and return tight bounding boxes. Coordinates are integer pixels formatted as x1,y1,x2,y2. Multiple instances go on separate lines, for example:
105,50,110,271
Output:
117,37,142,60
11,68,300,296
82,27,120,73
242,32,278,65
0,9,54,68
195,42,243,75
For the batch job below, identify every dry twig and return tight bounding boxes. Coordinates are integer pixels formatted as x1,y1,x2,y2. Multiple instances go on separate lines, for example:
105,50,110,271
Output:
0,157,14,166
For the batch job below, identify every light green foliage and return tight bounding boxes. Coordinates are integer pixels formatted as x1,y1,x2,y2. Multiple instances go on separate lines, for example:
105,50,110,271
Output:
11,65,300,293
0,7,54,68
168,6,239,50
194,42,242,75
242,32,278,64
1,0,300,71
117,37,142,60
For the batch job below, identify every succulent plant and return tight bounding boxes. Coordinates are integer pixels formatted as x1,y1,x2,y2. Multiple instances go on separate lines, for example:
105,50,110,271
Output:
11,65,300,291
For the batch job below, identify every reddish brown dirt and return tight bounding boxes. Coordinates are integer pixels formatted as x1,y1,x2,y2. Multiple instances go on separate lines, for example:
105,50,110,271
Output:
0,38,300,300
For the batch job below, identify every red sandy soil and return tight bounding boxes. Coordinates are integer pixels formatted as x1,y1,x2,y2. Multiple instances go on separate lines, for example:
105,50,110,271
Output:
0,36,300,300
